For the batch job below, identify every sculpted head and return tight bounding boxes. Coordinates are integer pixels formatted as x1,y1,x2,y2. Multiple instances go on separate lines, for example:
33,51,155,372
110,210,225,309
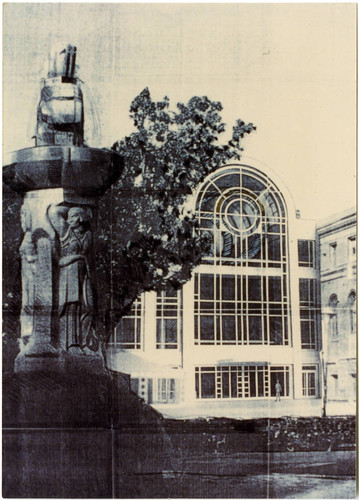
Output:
67,207,90,228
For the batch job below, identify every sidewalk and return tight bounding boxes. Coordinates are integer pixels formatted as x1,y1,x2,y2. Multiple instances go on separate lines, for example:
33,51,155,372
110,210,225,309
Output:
153,398,354,420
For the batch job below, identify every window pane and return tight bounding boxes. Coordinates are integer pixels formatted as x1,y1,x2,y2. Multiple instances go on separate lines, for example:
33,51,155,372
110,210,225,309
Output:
258,371,264,397
249,371,257,397
270,317,283,345
120,318,135,343
222,316,236,341
268,235,281,261
164,319,177,344
201,372,216,398
222,276,236,300
300,320,310,347
269,277,282,302
222,371,230,398
200,316,215,341
231,372,238,398
299,279,309,302
200,275,214,300
248,276,261,300
249,316,262,341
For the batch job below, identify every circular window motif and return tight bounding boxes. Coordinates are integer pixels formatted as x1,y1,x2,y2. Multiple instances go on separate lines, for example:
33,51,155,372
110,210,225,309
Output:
216,188,262,236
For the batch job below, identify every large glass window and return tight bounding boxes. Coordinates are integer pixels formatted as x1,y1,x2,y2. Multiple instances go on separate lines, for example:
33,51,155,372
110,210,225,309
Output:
194,273,289,345
195,365,291,399
298,240,316,268
109,298,142,349
156,288,181,349
196,167,288,269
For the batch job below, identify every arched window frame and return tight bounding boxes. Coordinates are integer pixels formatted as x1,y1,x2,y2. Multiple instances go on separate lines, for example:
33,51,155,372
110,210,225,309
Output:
194,165,290,347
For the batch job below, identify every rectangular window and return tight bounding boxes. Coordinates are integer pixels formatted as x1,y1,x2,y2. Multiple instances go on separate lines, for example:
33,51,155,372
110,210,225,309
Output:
298,240,316,268
329,314,338,338
156,378,176,403
348,237,356,261
299,279,318,349
302,365,317,397
194,273,289,346
156,288,181,349
109,298,142,349
195,365,290,399
329,242,337,268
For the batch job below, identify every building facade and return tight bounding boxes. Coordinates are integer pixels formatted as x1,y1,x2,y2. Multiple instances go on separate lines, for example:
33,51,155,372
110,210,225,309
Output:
317,208,356,415
107,160,323,418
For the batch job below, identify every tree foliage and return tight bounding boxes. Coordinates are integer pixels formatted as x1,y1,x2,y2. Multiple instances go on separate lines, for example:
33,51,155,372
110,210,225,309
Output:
96,88,255,336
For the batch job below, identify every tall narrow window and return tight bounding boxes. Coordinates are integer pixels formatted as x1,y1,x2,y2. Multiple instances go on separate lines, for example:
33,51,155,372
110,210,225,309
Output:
109,298,142,349
328,294,339,338
329,242,337,268
298,240,316,268
156,288,181,349
348,291,356,334
299,279,318,349
348,237,356,262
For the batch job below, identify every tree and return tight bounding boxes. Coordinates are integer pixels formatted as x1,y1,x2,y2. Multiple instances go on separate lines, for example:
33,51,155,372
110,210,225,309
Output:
96,88,255,340
3,87,255,348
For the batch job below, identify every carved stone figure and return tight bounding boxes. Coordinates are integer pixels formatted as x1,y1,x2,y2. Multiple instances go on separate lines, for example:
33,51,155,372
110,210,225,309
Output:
19,204,37,345
48,205,98,352
19,200,56,357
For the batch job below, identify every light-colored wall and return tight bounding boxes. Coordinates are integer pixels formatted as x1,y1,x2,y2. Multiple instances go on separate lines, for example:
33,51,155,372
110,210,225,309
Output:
318,209,356,404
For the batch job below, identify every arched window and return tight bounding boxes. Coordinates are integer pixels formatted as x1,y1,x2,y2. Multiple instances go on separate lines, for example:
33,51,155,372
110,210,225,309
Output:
194,165,289,346
348,291,356,334
196,165,287,269
328,294,339,338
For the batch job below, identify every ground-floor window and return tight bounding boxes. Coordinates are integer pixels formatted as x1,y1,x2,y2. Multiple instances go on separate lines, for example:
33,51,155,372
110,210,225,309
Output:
130,377,177,404
195,364,291,399
156,378,176,403
302,365,317,397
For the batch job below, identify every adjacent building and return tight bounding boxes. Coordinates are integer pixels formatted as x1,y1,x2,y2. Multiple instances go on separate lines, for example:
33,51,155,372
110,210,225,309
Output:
107,159,329,418
317,208,356,415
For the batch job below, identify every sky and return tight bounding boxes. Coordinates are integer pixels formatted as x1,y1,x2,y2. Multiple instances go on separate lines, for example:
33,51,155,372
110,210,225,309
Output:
3,3,356,220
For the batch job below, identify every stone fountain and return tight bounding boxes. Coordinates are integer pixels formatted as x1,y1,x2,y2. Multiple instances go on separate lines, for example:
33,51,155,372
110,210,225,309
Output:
3,45,171,498
3,44,123,375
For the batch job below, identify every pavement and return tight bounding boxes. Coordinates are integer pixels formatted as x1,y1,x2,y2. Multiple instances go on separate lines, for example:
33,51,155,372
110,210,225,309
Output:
153,398,356,420
138,451,356,498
